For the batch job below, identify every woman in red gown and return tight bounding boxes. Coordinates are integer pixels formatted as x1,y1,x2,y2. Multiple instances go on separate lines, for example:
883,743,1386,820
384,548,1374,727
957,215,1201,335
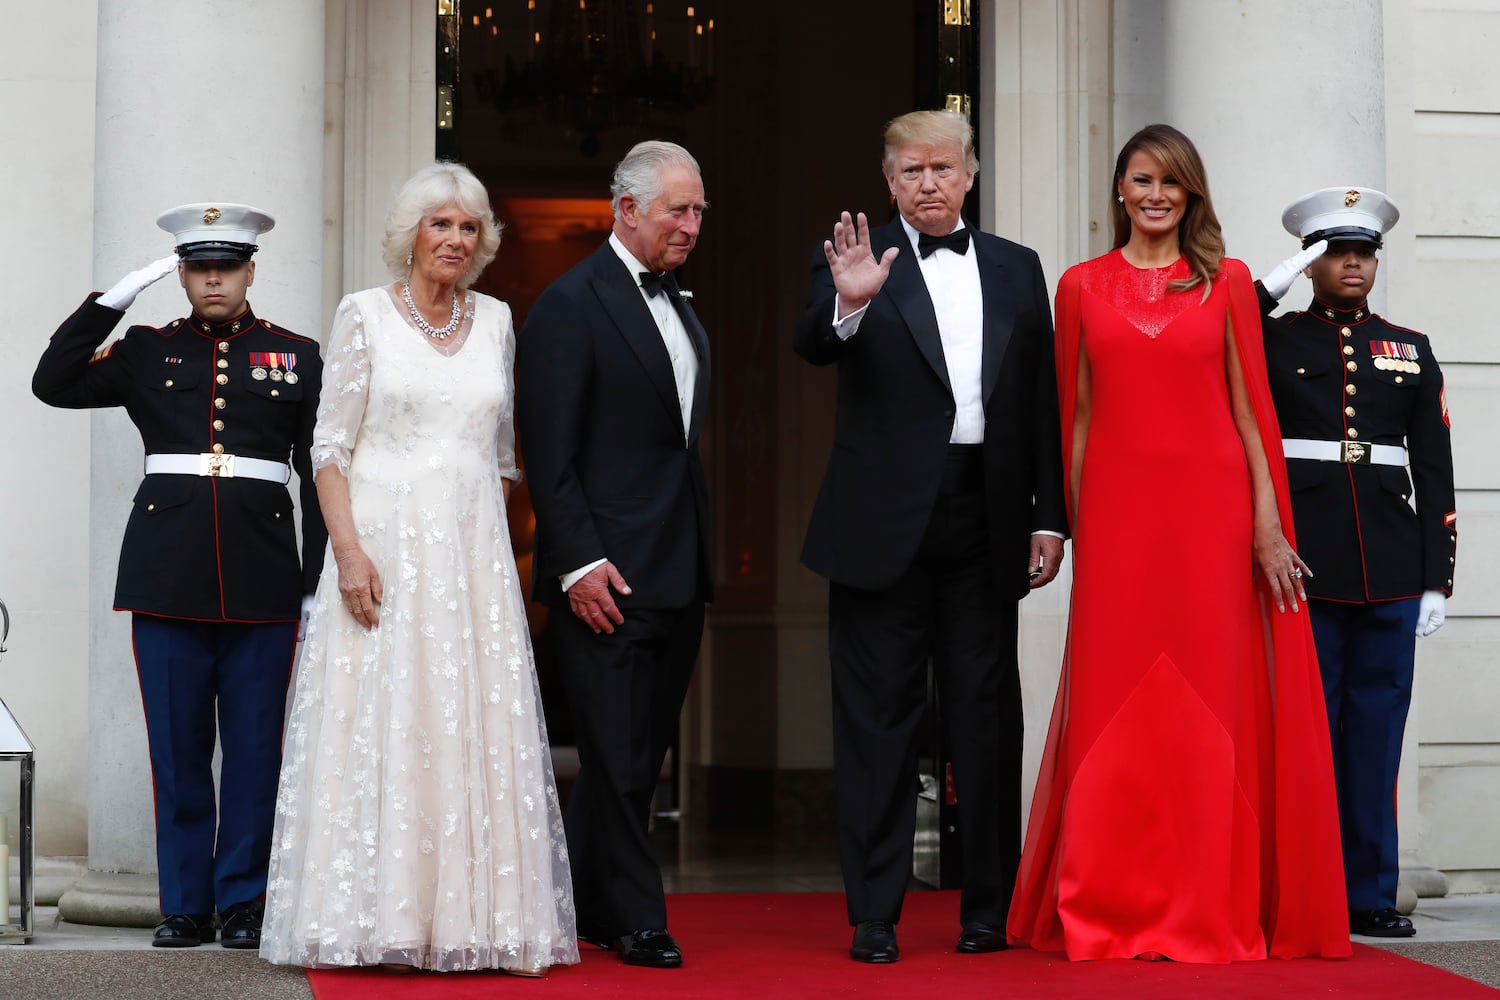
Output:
1007,124,1352,962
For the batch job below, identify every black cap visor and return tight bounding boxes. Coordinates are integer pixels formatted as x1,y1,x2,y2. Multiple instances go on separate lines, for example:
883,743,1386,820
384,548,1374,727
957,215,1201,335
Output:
176,240,258,263
1302,226,1382,250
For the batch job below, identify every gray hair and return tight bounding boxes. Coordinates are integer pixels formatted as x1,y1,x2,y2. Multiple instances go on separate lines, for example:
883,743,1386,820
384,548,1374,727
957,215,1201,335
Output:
382,162,502,289
610,141,702,219
882,110,980,176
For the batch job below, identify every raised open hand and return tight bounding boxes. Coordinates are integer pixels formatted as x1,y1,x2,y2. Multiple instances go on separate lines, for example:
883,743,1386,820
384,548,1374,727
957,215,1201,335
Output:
824,211,900,315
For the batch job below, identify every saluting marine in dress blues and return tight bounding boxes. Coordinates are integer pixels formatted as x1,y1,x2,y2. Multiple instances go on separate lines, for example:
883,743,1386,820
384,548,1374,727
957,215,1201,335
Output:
1257,187,1456,940
32,204,326,950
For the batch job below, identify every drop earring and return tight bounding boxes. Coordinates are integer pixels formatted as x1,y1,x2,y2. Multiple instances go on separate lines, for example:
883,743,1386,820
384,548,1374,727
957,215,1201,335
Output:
406,249,413,266
1117,195,1124,204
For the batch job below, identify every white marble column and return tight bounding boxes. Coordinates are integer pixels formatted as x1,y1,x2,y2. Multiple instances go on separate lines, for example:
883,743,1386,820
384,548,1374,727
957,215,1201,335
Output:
62,0,326,923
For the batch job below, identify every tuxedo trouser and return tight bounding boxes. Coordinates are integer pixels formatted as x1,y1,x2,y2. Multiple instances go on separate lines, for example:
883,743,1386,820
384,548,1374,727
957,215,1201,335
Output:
1309,597,1420,911
131,614,297,915
828,454,1020,928
554,602,705,936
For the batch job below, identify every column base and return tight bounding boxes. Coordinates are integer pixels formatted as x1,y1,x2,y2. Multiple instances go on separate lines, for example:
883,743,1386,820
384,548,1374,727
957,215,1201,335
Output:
56,868,160,928
1397,863,1450,915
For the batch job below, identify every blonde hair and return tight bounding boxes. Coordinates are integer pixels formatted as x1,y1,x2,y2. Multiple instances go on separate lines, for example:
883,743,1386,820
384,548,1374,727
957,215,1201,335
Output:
1111,124,1223,295
382,162,502,289
882,110,980,176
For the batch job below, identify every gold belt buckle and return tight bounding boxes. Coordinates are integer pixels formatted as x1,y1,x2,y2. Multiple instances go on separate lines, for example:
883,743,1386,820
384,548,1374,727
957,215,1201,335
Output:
199,452,236,477
1341,441,1370,465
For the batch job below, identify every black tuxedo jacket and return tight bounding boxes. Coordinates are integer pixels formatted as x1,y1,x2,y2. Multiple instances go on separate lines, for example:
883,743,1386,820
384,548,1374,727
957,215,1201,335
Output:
794,219,1066,599
517,242,713,610
32,295,327,621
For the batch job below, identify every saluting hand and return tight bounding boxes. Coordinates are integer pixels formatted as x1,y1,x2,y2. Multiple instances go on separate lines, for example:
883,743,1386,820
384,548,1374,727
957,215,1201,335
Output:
98,255,181,311
1257,239,1328,302
824,211,899,318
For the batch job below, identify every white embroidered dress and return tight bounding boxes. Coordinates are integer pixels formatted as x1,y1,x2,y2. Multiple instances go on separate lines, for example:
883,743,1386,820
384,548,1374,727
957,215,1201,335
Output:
261,287,576,972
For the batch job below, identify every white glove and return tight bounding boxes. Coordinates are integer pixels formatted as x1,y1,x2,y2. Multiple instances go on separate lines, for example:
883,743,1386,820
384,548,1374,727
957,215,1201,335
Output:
1416,590,1446,637
1257,239,1329,302
297,595,316,643
97,255,180,311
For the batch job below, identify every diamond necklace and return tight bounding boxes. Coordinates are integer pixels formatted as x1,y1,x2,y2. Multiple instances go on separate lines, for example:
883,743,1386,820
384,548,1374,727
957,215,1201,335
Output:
402,281,463,339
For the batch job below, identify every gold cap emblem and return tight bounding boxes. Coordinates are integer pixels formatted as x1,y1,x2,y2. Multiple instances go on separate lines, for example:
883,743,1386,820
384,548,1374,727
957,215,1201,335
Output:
1344,190,1361,207
203,207,222,225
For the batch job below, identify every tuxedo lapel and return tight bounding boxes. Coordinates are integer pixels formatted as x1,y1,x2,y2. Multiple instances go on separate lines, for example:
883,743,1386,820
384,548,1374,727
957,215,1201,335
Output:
589,247,685,434
674,294,711,443
880,223,952,397
975,234,1015,405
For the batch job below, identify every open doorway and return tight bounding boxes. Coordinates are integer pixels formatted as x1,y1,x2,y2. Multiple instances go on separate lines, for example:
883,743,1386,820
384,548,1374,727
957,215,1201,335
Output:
440,1,979,856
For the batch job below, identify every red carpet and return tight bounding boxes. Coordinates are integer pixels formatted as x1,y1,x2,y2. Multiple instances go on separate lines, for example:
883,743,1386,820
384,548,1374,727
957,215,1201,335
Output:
306,891,1498,999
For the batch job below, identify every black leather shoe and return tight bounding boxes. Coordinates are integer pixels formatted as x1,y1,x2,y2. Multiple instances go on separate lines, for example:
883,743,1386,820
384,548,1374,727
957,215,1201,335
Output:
850,920,899,963
956,920,1009,954
219,900,264,950
1349,907,1416,938
616,928,682,968
152,913,215,948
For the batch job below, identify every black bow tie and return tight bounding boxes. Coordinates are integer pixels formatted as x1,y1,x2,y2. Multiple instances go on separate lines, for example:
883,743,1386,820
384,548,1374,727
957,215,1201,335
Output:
917,228,971,258
639,270,680,299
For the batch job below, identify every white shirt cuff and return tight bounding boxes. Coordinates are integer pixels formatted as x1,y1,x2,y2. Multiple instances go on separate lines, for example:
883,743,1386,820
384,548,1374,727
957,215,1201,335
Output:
1031,530,1066,539
561,558,608,592
833,296,868,340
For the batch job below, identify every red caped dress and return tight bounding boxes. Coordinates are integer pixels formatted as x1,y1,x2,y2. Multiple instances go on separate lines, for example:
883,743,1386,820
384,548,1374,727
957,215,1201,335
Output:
1006,251,1352,962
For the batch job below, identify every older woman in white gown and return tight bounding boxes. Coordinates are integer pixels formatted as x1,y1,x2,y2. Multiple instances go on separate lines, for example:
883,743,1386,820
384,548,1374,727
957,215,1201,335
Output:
260,162,577,975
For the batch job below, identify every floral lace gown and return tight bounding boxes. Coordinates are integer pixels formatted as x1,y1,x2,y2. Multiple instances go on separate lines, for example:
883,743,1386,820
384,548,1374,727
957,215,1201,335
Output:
261,287,577,972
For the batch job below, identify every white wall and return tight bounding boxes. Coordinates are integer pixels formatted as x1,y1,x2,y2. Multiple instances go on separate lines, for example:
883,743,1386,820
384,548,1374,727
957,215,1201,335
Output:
0,1,100,856
1387,0,1500,893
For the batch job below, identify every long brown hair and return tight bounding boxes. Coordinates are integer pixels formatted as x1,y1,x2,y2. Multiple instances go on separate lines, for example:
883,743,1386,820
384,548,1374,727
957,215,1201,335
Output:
1111,124,1223,295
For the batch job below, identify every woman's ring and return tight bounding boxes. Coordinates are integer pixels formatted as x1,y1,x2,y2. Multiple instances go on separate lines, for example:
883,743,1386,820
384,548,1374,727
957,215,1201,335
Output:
1291,569,1303,579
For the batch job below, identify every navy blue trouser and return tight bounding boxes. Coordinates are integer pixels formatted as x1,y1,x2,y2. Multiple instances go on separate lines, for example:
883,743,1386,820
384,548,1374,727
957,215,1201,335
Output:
131,614,296,915
1309,597,1420,912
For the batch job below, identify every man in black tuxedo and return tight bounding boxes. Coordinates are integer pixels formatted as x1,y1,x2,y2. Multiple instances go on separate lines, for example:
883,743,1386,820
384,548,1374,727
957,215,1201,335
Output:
516,140,711,970
794,110,1066,963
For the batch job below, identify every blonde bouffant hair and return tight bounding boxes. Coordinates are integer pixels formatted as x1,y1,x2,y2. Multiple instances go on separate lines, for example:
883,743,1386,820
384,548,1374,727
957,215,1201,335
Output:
882,110,980,177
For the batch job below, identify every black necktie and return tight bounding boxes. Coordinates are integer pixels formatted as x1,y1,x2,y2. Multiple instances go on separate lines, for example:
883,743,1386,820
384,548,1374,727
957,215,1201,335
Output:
639,271,679,299
917,228,971,259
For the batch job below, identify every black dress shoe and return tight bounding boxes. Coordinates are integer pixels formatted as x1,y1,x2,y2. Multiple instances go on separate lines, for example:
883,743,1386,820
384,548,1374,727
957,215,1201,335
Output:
956,921,1009,954
219,900,264,950
1349,907,1416,938
850,920,899,963
616,928,682,968
152,913,215,948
